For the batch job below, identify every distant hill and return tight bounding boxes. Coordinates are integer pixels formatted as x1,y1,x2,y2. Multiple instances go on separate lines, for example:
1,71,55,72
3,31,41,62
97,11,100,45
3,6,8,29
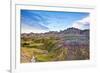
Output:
60,27,81,34
21,27,89,36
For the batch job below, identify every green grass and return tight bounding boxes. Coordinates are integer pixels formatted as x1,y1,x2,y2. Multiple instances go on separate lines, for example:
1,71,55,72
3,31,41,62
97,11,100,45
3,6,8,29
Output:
21,36,89,63
36,54,53,62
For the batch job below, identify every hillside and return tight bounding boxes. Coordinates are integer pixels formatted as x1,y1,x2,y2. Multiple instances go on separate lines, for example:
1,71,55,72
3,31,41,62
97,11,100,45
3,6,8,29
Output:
21,27,89,63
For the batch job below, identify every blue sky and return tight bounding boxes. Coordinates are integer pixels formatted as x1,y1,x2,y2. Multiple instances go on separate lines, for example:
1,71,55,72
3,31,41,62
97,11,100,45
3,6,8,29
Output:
21,9,89,33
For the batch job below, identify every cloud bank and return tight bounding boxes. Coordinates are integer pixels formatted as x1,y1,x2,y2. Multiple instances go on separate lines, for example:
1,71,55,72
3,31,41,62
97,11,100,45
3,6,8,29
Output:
72,16,90,30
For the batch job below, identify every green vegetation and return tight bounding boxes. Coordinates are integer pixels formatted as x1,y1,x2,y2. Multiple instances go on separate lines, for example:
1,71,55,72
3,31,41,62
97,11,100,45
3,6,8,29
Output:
21,36,69,62
21,30,89,63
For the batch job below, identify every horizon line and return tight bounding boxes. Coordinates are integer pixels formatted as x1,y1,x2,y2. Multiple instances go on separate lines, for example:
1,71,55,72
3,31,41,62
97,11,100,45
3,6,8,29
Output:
21,27,89,34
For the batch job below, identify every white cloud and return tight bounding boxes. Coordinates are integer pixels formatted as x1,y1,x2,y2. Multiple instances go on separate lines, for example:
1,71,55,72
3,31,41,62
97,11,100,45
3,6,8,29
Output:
72,16,90,29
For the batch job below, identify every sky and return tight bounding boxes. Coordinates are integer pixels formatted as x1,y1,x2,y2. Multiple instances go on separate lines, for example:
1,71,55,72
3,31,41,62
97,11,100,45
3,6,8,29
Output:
21,9,90,33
